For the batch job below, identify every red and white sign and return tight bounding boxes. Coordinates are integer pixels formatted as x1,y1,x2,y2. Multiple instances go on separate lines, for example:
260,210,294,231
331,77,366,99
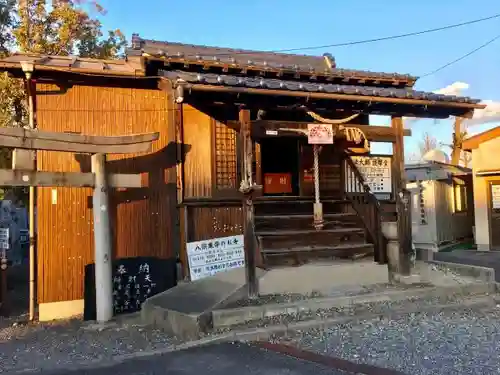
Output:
307,124,334,144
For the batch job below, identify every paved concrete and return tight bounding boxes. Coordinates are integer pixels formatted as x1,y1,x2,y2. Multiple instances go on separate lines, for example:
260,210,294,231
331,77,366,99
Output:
141,268,266,340
434,250,500,282
39,343,355,375
259,260,389,295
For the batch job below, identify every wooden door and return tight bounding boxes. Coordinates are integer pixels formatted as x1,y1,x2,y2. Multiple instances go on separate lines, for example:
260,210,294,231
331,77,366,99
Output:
489,182,500,250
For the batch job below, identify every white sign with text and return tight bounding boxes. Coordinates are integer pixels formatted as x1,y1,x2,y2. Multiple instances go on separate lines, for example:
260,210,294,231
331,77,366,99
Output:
307,124,334,144
350,155,392,194
186,234,245,281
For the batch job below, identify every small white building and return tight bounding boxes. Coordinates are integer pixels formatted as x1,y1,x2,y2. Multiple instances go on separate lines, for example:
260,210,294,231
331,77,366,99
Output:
405,150,474,252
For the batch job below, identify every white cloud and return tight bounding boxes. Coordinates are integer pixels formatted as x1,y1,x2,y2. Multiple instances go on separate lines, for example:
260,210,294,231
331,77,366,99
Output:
373,82,500,131
466,100,500,127
433,82,470,96
415,81,500,130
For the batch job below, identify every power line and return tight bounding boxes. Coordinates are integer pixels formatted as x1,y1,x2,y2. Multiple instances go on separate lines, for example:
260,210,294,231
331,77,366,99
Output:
186,13,500,57
420,33,500,78
272,13,500,53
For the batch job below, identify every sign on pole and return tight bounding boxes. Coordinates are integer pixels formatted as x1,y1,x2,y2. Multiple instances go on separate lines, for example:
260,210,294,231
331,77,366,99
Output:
307,124,334,144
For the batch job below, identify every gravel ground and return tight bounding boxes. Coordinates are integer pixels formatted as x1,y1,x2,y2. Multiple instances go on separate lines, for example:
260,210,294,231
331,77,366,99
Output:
0,313,176,373
272,304,500,375
212,290,496,334
222,283,433,309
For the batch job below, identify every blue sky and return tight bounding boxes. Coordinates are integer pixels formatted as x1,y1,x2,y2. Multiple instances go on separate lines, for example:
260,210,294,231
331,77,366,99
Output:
97,0,500,157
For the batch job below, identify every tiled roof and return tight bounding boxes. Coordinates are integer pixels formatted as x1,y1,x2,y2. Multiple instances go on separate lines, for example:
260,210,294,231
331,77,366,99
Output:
0,53,144,76
162,70,482,105
129,34,417,87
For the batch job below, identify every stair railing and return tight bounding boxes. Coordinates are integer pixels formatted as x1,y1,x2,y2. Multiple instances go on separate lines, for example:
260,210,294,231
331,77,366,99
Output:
342,153,386,264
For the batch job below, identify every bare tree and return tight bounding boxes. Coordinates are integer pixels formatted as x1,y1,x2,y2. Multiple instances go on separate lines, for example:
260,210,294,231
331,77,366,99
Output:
418,132,438,159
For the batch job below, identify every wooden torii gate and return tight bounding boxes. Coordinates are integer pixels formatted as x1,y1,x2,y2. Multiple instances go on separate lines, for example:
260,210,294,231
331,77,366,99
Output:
0,127,158,322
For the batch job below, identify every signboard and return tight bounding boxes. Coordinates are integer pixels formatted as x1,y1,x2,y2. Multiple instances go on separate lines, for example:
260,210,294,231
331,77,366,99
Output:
186,235,245,281
350,155,392,195
492,184,500,209
0,228,9,254
83,256,177,320
264,173,292,194
307,124,334,144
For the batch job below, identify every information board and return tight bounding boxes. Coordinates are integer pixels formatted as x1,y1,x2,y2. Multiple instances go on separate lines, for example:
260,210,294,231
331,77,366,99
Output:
350,155,392,194
0,228,9,261
186,235,245,281
0,228,9,250
492,184,500,209
83,256,177,320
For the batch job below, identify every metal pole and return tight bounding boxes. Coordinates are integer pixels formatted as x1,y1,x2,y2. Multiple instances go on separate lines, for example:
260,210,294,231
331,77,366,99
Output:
91,153,113,322
312,144,324,230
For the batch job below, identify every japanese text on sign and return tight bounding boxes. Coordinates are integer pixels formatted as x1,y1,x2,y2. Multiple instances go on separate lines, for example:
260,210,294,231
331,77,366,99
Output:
492,184,500,209
186,235,245,281
350,156,392,194
112,261,156,314
307,124,334,144
0,228,9,257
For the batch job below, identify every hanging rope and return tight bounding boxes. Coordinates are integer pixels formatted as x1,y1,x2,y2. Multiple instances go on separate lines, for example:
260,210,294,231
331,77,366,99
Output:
313,144,321,204
305,110,370,152
305,111,360,124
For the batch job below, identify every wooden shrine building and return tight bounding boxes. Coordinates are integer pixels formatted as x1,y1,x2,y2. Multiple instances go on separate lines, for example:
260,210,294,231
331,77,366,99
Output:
0,34,485,320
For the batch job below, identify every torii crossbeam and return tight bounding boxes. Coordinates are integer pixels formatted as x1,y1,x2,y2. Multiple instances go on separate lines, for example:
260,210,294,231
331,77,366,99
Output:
0,127,159,322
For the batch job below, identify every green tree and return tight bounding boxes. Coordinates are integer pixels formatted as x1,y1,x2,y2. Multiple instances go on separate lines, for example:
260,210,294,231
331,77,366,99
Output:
0,0,126,202
13,0,126,57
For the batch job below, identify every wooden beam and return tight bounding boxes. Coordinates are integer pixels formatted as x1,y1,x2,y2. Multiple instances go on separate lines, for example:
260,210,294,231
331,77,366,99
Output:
0,170,144,188
0,128,159,154
187,84,486,111
243,121,411,142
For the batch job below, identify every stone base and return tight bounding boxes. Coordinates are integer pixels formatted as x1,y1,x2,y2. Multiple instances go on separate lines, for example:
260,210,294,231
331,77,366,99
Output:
392,273,422,285
39,299,84,321
141,267,266,341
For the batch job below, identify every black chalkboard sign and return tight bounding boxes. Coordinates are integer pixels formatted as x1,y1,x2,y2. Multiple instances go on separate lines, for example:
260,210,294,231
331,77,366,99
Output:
83,256,177,321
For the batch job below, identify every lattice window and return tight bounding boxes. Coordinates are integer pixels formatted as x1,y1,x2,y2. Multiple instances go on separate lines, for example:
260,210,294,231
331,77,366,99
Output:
214,122,237,190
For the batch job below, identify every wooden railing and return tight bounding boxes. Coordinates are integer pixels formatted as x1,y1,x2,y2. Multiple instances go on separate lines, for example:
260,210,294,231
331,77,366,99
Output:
342,153,386,264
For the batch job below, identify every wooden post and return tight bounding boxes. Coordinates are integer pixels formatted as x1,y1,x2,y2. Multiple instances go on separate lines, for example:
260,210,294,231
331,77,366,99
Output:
20,62,38,322
91,154,113,322
391,116,412,276
239,109,259,298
